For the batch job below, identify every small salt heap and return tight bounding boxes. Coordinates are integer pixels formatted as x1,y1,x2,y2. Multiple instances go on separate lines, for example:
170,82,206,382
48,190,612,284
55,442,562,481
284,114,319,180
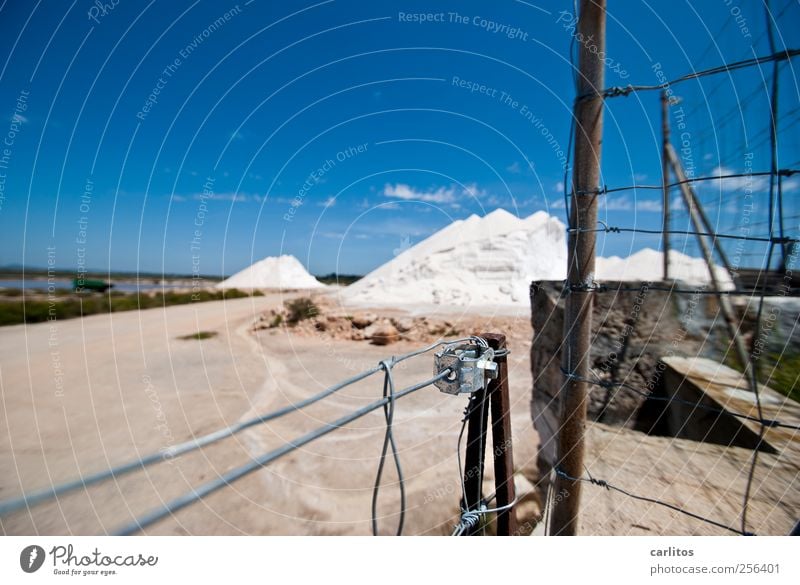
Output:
217,255,324,289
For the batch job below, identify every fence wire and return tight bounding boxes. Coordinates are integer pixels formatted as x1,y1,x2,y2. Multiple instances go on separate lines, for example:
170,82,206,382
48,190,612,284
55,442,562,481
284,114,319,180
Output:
0,337,491,536
552,1,800,537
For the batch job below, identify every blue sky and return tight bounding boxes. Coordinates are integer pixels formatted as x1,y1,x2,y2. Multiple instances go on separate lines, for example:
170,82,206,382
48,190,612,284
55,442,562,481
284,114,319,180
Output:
0,0,798,277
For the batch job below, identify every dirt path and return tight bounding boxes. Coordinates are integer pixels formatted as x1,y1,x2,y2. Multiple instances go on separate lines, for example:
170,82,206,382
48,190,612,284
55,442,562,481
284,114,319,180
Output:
0,295,539,535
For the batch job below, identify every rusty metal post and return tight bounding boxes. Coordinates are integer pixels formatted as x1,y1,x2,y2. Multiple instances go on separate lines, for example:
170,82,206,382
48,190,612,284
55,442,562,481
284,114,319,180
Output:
550,0,606,537
461,369,491,535
484,333,517,536
661,90,671,280
459,332,516,536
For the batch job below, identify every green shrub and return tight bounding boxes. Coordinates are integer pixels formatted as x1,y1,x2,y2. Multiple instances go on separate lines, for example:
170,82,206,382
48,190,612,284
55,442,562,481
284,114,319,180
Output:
0,287,264,327
178,331,218,340
285,297,318,325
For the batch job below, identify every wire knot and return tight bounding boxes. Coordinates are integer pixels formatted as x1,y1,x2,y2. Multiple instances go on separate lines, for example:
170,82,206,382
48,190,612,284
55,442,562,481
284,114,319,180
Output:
566,281,608,294
604,85,634,98
591,477,610,490
572,185,607,197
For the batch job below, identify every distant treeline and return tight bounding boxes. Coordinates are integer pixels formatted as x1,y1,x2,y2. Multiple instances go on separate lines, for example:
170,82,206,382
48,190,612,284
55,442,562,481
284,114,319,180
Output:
0,289,258,327
0,266,223,281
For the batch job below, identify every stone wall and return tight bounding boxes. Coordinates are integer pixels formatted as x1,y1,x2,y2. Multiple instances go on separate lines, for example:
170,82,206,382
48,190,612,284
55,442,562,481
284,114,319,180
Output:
529,281,717,474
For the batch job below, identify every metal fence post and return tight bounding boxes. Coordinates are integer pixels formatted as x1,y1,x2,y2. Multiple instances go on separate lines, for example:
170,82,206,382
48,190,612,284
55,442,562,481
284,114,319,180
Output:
484,333,517,536
459,332,516,536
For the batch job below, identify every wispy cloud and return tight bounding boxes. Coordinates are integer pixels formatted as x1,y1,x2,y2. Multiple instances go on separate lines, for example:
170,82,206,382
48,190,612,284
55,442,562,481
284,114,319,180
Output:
319,196,336,208
707,165,769,192
383,182,486,205
383,183,457,203
635,199,662,212
186,192,264,203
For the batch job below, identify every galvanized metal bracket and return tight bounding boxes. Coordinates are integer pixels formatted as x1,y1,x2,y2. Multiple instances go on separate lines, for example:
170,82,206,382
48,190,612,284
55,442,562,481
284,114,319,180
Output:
434,341,498,395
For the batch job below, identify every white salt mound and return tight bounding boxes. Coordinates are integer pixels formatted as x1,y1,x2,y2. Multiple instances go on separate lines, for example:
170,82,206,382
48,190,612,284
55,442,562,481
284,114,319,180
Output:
341,208,733,307
217,255,325,289
341,209,568,306
596,248,734,289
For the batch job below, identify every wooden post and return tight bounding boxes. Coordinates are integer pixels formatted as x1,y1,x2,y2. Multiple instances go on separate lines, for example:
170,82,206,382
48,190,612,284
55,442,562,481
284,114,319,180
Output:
661,90,671,281
549,0,606,537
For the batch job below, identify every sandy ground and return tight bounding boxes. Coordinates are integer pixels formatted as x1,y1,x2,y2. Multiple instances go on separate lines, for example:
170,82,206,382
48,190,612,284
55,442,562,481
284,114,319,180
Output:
574,423,800,536
0,293,539,535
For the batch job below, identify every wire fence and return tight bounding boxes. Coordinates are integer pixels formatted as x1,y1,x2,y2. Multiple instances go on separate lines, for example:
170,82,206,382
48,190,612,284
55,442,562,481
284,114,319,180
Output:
3,2,797,540
0,336,509,536
548,0,800,537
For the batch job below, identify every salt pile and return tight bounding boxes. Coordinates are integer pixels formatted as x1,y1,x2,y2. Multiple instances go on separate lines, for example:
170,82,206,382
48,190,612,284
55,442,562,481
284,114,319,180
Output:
596,248,734,289
341,209,568,306
341,208,733,307
217,255,325,289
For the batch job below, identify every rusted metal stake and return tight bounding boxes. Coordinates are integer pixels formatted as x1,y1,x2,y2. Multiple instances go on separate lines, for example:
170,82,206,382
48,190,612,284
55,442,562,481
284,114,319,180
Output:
484,333,517,536
459,332,517,536
461,372,491,535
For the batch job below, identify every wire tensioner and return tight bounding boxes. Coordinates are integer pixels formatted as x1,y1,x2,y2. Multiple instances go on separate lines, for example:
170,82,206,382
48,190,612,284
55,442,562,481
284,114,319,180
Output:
434,339,498,395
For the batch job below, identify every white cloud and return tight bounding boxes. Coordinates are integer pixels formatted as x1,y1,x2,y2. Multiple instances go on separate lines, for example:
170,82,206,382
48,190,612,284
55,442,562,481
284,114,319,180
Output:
507,161,521,174
707,165,769,192
548,194,661,213
636,199,662,212
384,183,456,203
462,182,486,198
192,192,256,203
383,182,486,205
604,196,633,211
319,196,336,208
604,195,661,213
